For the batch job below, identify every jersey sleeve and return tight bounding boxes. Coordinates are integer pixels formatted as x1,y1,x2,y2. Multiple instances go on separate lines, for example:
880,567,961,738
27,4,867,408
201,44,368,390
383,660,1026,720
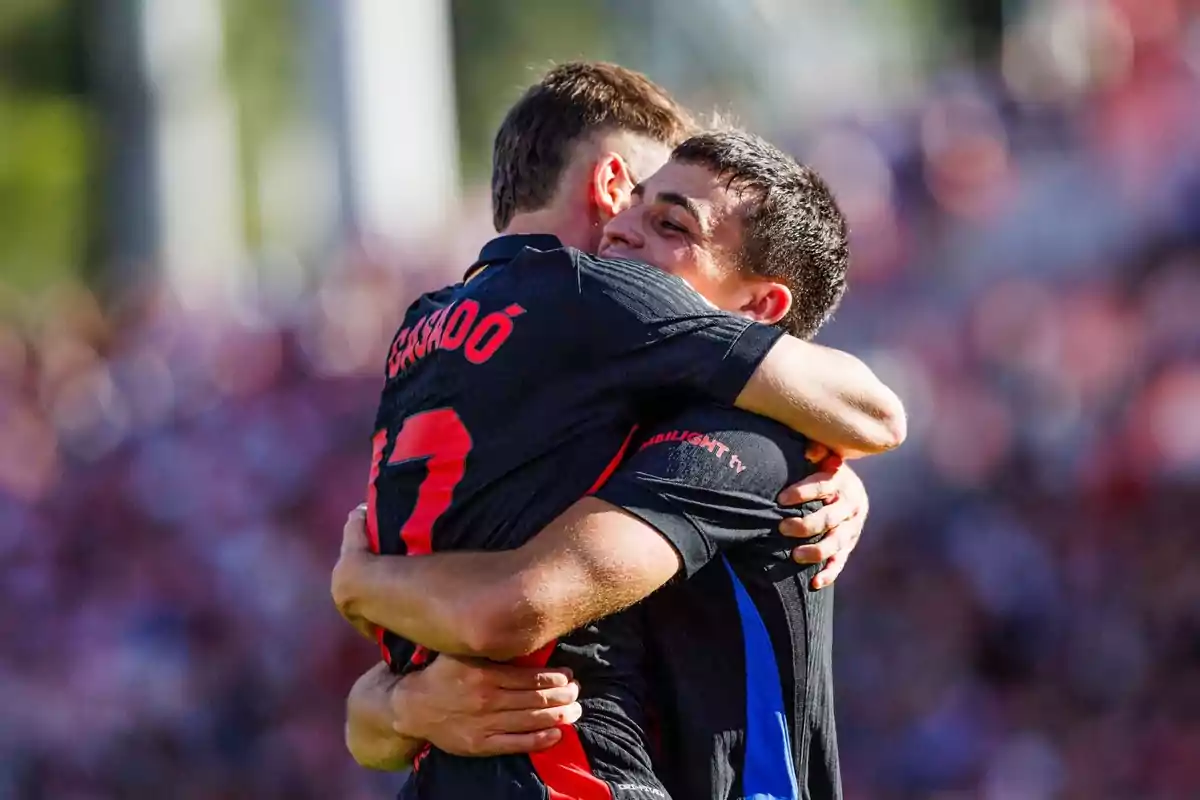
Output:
572,252,784,407
592,405,824,578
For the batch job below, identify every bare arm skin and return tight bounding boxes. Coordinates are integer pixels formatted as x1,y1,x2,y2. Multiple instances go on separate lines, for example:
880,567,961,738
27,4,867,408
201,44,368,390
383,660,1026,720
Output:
736,336,906,459
333,500,680,661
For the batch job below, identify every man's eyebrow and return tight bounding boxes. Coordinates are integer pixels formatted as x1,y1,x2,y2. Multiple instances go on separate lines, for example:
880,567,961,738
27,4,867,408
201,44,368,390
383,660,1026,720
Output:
656,191,706,234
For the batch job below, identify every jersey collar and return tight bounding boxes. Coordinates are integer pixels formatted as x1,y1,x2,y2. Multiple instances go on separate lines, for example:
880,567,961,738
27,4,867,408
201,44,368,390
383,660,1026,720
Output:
464,234,563,282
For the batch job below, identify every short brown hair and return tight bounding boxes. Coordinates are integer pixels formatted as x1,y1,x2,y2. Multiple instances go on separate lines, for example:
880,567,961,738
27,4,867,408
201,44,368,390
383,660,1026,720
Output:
672,130,849,340
491,62,694,231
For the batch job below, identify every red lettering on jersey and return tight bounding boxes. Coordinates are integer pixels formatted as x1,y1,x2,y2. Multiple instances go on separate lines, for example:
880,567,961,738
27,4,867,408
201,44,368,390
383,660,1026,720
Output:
387,327,410,379
440,300,479,351
420,311,437,358
638,433,664,450
386,300,523,376
426,305,451,353
465,311,515,364
638,429,745,472
412,316,432,360
399,321,419,371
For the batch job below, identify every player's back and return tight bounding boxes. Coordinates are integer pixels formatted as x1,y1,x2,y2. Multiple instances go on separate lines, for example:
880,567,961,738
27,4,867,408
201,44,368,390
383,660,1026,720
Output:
368,255,643,562
645,524,840,800
368,234,783,800
590,403,840,799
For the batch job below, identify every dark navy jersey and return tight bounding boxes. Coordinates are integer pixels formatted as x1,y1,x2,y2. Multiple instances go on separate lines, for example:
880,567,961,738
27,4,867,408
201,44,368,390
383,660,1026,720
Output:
367,234,781,800
595,405,841,800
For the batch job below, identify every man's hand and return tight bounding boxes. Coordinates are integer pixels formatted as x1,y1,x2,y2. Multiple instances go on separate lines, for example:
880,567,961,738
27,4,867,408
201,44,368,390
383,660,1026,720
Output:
394,655,582,756
346,662,423,770
332,505,377,640
777,449,869,591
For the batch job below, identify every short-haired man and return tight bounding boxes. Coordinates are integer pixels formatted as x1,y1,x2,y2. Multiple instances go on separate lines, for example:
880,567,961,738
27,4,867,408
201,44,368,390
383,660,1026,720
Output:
337,129,869,799
335,62,902,799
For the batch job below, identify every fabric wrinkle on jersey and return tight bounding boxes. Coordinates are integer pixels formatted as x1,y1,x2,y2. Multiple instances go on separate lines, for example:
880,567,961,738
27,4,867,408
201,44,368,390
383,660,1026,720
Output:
368,234,782,800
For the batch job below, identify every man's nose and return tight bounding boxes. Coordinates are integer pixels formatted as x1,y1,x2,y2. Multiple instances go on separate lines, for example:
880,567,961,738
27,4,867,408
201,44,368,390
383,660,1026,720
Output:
603,216,644,249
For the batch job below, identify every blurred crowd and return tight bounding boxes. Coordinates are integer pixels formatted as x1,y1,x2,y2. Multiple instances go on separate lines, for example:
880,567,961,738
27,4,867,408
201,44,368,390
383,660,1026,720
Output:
3,2,1200,798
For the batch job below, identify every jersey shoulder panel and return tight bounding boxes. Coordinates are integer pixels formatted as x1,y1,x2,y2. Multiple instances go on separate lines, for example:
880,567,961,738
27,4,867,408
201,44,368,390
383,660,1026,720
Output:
574,251,721,324
507,245,726,322
595,405,822,577
625,405,812,497
553,251,781,407
402,284,460,322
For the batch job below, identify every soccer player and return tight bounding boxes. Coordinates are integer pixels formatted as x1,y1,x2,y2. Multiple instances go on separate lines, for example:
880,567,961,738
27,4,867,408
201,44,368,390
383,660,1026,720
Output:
337,130,867,799
336,63,902,799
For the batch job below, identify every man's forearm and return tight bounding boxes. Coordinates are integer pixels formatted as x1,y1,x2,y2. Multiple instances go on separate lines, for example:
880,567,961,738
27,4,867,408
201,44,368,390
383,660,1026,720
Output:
736,336,906,457
335,499,679,663
346,663,426,771
335,549,538,659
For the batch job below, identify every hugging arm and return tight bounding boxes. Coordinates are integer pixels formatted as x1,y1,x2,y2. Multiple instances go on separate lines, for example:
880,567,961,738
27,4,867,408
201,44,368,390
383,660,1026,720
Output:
334,406,822,661
735,335,905,458
574,253,906,458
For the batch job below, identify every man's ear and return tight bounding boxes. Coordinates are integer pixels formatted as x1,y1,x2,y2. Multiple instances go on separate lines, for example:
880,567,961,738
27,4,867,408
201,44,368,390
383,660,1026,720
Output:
740,281,792,326
591,153,636,223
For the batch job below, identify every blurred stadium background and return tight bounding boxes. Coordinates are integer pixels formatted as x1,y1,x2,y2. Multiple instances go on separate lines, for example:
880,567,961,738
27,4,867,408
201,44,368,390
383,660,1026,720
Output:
2,0,1199,797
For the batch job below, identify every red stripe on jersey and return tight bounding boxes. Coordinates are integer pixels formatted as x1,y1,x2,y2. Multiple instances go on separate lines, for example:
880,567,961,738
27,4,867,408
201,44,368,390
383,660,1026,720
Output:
412,742,432,772
374,628,389,665
506,428,638,800
536,728,614,800
516,640,613,800
365,429,389,663
586,426,638,495
511,641,558,668
365,429,388,554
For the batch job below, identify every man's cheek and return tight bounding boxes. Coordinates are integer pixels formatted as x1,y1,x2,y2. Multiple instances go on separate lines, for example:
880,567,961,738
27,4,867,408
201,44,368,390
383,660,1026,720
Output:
667,263,720,307
653,250,695,280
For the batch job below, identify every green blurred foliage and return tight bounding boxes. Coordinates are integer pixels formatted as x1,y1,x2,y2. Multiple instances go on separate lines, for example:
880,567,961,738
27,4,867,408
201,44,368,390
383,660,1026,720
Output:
223,0,302,249
450,0,614,182
0,0,85,92
0,0,92,293
223,0,300,129
0,97,90,291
